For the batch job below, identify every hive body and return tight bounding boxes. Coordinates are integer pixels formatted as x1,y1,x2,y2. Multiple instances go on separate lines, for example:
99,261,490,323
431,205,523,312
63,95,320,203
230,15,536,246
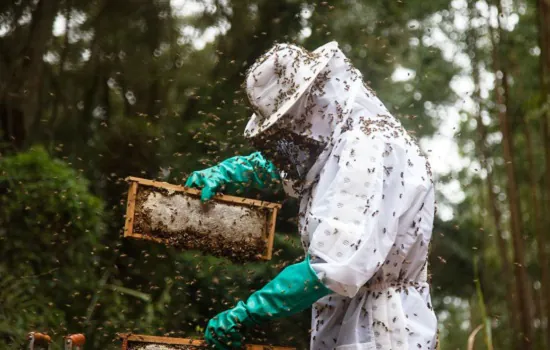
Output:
127,343,199,350
119,334,295,350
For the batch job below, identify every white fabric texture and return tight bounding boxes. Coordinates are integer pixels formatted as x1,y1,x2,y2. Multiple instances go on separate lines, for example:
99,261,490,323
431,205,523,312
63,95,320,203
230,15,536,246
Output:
245,42,438,350
303,124,437,349
244,42,338,138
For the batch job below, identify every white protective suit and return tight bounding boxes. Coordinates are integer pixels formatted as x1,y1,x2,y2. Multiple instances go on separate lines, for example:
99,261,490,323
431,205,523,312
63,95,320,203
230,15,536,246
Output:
245,42,437,350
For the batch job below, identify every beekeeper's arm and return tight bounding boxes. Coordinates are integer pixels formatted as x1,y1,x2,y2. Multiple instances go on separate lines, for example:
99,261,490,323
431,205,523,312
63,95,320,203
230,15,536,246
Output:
307,131,408,298
203,132,404,348
185,152,282,201
204,255,332,349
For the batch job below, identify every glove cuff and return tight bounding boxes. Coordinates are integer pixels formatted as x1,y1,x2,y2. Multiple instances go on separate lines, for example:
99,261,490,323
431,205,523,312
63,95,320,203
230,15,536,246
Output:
232,301,259,328
243,256,332,323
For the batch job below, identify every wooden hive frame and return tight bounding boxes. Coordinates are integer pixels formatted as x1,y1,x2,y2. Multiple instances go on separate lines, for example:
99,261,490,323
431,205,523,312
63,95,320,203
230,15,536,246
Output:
118,334,296,350
124,176,282,260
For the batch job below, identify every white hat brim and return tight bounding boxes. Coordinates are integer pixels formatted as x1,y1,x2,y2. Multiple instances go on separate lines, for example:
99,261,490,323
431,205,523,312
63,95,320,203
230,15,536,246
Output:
244,41,339,138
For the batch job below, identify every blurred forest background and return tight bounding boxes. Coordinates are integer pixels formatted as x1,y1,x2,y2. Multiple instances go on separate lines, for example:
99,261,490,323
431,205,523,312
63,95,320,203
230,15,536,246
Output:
1,0,549,349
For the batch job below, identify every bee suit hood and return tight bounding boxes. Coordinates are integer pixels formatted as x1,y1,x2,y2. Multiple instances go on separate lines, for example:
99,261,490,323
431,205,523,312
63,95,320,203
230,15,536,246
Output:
244,42,438,350
244,42,378,196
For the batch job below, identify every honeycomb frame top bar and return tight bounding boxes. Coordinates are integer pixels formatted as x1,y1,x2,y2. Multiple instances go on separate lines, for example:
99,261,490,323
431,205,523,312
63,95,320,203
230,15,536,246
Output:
125,176,282,210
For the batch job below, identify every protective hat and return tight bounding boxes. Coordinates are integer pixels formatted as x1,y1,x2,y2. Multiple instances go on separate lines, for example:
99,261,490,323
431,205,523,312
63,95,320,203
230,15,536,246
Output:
244,41,338,138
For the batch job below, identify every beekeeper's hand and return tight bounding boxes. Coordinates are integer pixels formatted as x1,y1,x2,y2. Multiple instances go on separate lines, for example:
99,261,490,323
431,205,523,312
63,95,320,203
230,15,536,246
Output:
204,256,332,349
185,166,226,202
185,152,281,202
204,302,249,349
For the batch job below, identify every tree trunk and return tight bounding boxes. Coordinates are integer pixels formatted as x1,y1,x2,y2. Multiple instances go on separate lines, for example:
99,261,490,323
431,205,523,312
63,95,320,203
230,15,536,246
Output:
46,0,72,146
490,2,533,346
466,0,519,339
0,0,60,149
536,0,550,345
144,0,161,119
524,119,550,348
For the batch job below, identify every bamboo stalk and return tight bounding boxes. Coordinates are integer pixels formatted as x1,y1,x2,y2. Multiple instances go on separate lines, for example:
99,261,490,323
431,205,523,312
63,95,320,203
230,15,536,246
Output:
474,256,494,350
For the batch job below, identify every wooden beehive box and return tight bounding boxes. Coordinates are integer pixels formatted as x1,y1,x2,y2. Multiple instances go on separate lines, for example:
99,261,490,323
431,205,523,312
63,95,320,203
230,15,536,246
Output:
118,334,295,350
124,177,282,261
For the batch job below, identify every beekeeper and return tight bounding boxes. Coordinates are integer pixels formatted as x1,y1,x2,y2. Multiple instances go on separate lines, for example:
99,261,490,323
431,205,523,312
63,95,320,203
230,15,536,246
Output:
186,41,438,350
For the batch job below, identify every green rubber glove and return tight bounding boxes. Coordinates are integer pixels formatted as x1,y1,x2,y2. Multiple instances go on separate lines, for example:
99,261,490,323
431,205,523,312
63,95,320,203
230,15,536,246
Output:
185,152,282,201
204,256,332,349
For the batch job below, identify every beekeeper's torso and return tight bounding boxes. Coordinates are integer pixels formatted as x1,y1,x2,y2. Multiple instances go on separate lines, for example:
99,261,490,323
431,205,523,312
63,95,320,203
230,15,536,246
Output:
302,122,436,350
244,42,437,350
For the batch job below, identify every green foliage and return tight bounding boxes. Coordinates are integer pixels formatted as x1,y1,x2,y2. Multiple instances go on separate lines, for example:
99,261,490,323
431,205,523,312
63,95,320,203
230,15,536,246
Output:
0,147,104,348
0,267,66,349
0,146,104,278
